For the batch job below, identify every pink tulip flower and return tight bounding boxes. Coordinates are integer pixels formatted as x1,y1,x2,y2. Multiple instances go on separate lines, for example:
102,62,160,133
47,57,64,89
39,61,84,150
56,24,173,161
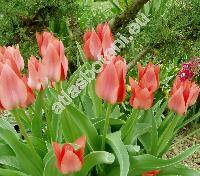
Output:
168,77,199,115
129,77,154,110
95,56,127,104
53,136,86,174
0,45,24,76
36,32,68,82
28,56,48,91
138,62,160,93
0,64,27,110
83,22,114,61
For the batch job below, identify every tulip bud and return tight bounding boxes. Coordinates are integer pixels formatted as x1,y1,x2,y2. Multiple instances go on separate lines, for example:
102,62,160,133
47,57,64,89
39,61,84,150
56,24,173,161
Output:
129,77,153,110
0,64,27,110
138,62,160,93
168,77,199,115
95,56,127,104
36,32,68,82
83,22,114,61
53,136,86,174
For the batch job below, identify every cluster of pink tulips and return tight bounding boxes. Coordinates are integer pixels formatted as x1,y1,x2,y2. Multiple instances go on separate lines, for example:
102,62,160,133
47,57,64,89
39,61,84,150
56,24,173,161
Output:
0,32,68,110
0,45,35,110
84,22,199,116
0,22,199,176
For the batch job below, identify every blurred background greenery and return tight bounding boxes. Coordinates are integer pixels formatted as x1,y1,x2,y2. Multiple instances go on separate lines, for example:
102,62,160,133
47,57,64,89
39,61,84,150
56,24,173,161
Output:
0,0,199,69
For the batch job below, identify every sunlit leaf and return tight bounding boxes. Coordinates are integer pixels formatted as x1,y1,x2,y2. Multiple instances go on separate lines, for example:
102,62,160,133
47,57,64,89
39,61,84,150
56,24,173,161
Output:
107,132,130,176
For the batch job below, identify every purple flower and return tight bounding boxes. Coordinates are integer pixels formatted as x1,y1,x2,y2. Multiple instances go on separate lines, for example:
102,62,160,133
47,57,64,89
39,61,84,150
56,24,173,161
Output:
178,62,194,81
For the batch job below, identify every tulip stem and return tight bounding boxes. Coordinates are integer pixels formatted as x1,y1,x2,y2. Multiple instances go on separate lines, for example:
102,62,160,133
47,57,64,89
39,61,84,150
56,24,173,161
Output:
157,114,181,156
12,109,35,153
101,104,112,151
56,82,62,93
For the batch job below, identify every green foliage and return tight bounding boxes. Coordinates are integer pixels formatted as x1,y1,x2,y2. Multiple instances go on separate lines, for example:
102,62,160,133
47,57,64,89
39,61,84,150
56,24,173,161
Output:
0,75,199,175
0,0,114,71
0,0,62,59
124,0,200,65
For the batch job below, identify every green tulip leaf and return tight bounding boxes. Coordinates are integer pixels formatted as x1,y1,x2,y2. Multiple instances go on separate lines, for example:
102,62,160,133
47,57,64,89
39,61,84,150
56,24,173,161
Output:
130,145,200,175
107,132,130,176
64,105,100,151
159,164,200,176
0,156,20,170
76,151,115,176
88,80,102,119
0,127,43,176
0,168,29,176
43,154,62,176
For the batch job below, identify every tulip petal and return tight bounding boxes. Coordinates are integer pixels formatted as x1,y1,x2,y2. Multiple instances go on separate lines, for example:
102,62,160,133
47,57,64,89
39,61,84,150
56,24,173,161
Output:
83,31,92,42
0,103,4,110
61,144,74,163
59,42,68,80
53,142,63,171
186,83,199,107
53,142,61,163
83,39,94,60
96,23,104,41
115,58,127,102
0,52,4,63
60,150,82,174
129,77,153,110
129,77,137,93
75,135,86,150
42,43,61,82
96,62,119,104
168,87,186,115
3,50,21,76
42,32,53,56
89,30,102,59
138,63,160,93
53,38,61,54
134,87,153,110
182,79,191,103
139,67,158,93
25,89,35,107
74,136,86,164
0,64,4,111
0,64,27,110
28,56,48,91
0,62,3,73
28,57,42,90
137,63,145,80
14,45,24,70
143,170,160,176
5,46,24,71
37,32,53,57
102,23,114,54
22,76,35,107
171,76,182,95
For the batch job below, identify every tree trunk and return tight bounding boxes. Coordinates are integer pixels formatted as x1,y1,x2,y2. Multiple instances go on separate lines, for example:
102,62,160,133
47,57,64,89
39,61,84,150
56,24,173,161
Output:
111,0,150,32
